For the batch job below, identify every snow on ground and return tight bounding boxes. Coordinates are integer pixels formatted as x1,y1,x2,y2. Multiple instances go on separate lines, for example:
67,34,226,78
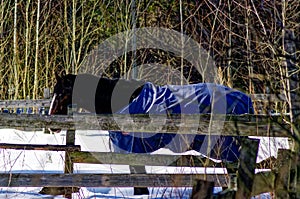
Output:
0,129,289,198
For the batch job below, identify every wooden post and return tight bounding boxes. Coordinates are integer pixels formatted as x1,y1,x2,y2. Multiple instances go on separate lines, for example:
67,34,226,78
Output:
191,179,214,199
39,130,78,198
275,149,290,197
43,88,50,99
235,138,259,199
282,27,299,198
65,130,75,173
274,149,297,198
129,165,149,195
65,131,75,170
63,104,79,198
63,130,78,198
214,158,238,198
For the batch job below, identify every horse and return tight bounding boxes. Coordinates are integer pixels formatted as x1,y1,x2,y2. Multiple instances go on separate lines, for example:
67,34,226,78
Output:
49,71,254,161
49,71,145,116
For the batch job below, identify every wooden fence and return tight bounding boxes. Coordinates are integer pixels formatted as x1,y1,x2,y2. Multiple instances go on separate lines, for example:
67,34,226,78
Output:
0,98,299,199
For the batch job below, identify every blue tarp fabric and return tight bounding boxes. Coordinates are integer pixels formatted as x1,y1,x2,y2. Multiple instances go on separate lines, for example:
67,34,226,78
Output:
109,82,254,162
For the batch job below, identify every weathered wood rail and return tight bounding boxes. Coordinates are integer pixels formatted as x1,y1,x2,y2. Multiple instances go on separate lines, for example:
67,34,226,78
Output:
0,97,298,198
0,99,51,108
0,113,293,137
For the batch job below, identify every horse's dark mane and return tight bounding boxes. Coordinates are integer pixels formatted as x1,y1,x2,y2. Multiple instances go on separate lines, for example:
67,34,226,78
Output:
68,74,145,114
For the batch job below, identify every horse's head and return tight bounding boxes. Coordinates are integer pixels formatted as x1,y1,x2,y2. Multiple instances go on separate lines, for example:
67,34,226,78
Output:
49,71,76,115
49,71,76,132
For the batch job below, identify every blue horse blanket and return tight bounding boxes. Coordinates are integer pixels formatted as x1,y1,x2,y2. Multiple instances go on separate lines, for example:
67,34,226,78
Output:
109,82,254,162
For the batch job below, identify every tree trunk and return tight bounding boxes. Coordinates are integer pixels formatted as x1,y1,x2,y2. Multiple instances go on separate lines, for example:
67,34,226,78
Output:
33,0,40,100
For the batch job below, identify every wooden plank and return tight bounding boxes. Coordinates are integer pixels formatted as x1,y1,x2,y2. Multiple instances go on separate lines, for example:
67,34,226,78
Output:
0,148,268,169
0,95,287,107
236,138,259,199
70,151,236,168
0,113,292,137
0,143,81,151
275,149,293,198
0,113,76,130
0,99,51,108
0,172,288,195
0,173,228,187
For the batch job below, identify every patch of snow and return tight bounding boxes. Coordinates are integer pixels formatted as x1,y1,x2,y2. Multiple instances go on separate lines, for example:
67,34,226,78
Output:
249,136,289,162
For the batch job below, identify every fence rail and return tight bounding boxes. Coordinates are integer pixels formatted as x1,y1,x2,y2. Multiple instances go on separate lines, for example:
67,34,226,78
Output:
0,172,279,197
0,99,51,108
0,173,228,187
0,94,286,109
0,113,293,137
